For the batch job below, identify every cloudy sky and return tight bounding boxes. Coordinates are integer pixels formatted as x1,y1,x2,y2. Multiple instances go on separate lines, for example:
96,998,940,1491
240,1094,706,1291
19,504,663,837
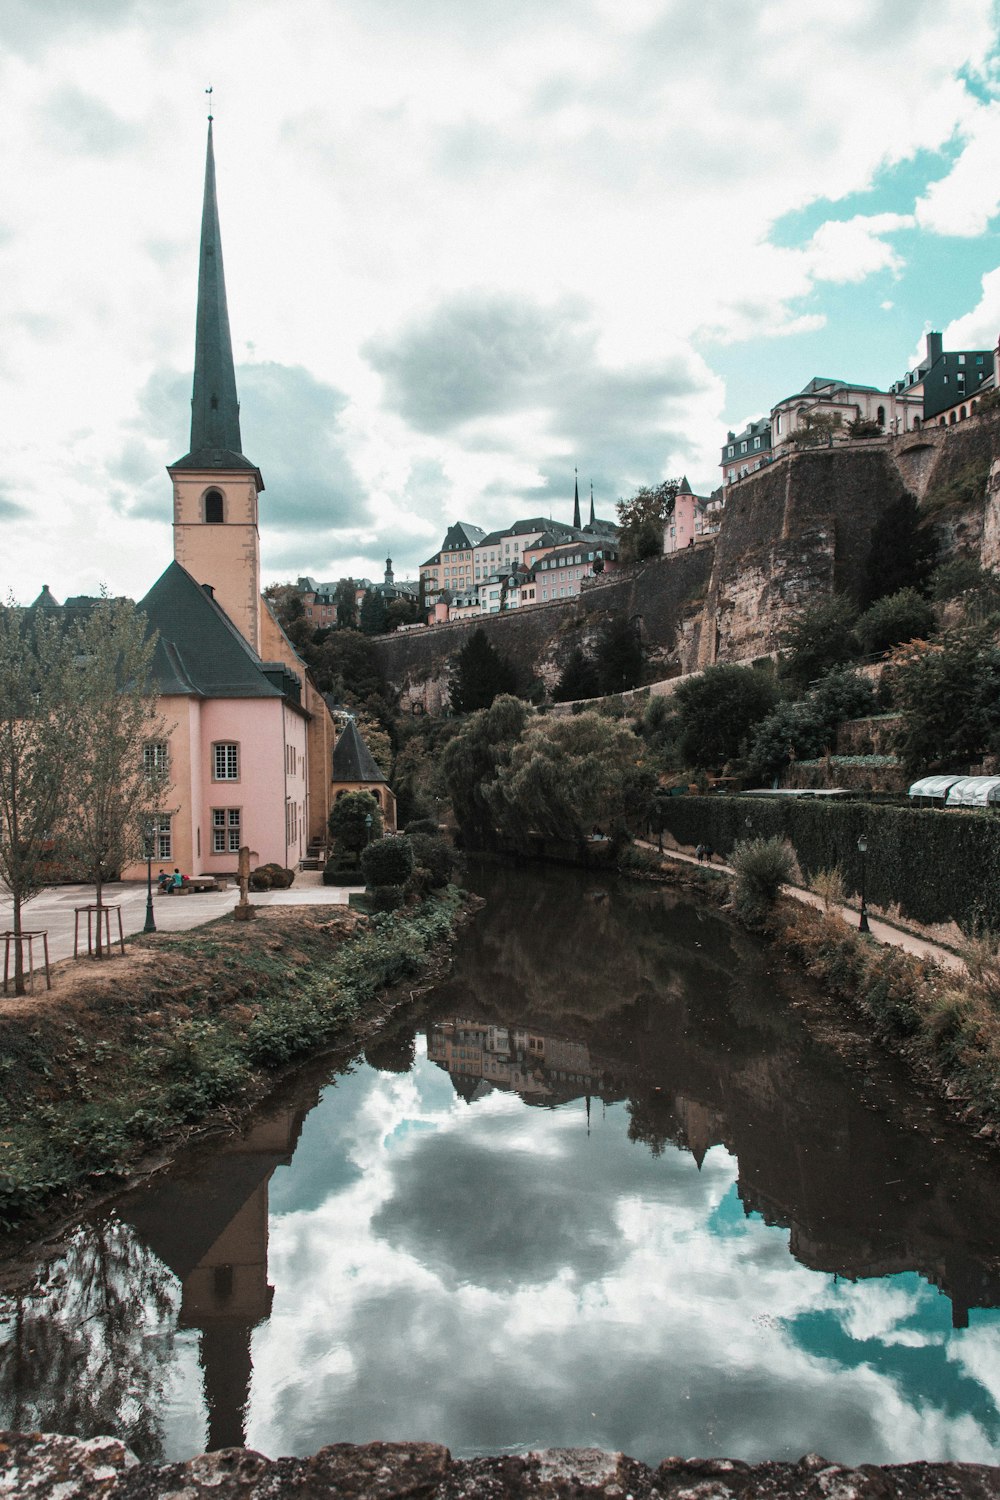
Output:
3,0,1000,602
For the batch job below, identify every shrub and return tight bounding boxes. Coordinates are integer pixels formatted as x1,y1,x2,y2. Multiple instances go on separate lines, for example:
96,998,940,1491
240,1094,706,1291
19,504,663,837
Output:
251,862,295,890
329,791,382,856
404,818,441,837
856,588,936,656
369,885,405,913
810,866,846,912
323,855,363,886
407,832,454,889
730,836,797,925
361,835,415,889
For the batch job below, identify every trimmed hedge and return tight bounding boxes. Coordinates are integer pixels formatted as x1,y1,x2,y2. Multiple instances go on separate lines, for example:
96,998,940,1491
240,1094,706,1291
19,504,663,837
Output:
658,795,1000,930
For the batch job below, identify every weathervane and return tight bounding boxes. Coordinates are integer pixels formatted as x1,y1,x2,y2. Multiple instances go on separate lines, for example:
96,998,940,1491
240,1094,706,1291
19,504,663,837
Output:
206,84,214,122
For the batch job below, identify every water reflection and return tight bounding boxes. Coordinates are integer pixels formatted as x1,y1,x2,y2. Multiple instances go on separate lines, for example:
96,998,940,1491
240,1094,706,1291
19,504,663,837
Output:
0,862,999,1466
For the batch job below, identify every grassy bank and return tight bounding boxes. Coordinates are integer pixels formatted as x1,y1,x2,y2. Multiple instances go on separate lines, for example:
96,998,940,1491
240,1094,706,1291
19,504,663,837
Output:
0,888,470,1233
628,851,1000,1136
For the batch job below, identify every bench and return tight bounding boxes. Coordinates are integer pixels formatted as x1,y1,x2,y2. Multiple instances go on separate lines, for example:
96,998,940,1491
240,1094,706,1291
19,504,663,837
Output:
166,877,226,895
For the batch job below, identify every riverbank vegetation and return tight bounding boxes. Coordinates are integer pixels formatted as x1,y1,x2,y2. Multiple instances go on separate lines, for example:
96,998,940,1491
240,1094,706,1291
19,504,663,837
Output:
0,889,469,1235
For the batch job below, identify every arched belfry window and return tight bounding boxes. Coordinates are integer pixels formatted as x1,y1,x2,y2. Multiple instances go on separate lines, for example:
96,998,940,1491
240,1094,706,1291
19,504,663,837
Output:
204,489,224,524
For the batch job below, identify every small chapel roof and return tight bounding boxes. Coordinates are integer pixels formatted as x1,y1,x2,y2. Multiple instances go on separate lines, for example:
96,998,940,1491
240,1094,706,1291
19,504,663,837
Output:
332,718,386,783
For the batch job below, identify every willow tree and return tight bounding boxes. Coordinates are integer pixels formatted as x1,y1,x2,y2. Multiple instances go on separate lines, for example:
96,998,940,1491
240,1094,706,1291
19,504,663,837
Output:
0,602,77,993
65,598,167,955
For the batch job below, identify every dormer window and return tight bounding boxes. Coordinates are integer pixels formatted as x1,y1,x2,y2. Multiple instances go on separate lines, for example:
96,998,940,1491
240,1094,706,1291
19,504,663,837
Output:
204,489,224,524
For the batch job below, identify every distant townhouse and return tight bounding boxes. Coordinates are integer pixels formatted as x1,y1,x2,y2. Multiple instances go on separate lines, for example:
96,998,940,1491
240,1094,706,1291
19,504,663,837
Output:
528,538,620,602
663,477,724,553
473,517,578,585
721,419,773,486
890,330,996,426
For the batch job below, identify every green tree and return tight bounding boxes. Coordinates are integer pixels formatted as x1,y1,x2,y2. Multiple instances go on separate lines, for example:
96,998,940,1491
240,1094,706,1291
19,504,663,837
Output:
310,629,386,702
616,480,679,562
485,711,653,851
861,493,938,608
328,790,382,861
441,694,528,848
0,603,78,993
64,598,167,954
745,667,874,783
553,646,600,703
359,589,389,636
594,615,643,693
449,628,518,713
673,663,778,770
789,412,841,448
386,595,419,631
334,578,358,630
889,625,1000,774
779,595,859,691
856,587,936,656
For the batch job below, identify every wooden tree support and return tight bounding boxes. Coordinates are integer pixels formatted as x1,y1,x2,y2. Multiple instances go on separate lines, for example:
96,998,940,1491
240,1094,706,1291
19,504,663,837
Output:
1,931,51,994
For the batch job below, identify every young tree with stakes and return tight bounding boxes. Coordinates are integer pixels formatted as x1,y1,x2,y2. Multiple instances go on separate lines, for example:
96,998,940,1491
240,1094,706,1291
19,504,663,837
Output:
0,602,77,994
65,598,168,956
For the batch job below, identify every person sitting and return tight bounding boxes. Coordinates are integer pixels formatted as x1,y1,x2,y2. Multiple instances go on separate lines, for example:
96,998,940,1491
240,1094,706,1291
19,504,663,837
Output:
171,869,184,890
156,869,172,893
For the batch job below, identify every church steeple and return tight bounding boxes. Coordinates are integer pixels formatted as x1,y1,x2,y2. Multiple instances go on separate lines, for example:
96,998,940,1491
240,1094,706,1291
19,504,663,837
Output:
589,482,595,527
173,119,251,470
573,469,581,530
168,118,263,654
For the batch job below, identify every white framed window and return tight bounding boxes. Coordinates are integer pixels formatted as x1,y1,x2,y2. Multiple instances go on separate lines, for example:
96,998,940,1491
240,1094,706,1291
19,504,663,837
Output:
213,742,239,781
143,740,168,777
152,814,172,860
212,807,242,854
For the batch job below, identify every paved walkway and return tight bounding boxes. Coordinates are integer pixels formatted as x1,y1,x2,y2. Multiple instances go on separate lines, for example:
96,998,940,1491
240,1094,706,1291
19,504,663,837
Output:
0,870,363,969
638,840,966,973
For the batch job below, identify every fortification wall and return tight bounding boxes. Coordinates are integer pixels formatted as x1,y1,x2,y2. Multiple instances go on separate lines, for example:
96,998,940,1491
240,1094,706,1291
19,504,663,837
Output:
374,413,1000,706
371,546,713,711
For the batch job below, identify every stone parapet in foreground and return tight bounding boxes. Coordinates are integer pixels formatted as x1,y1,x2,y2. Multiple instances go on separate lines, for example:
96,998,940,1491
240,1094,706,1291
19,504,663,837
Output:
2,1433,999,1499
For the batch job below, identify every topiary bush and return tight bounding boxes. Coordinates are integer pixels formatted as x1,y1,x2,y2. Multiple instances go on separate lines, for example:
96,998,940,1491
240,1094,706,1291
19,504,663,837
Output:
407,832,454,890
251,862,295,890
322,855,364,887
361,835,415,890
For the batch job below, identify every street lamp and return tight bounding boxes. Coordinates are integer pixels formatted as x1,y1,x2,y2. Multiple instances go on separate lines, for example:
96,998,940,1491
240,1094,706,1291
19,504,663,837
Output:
365,813,373,845
142,821,157,934
857,834,870,933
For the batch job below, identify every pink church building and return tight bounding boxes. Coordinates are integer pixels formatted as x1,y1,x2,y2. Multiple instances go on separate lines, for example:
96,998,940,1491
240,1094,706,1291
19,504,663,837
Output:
122,122,340,880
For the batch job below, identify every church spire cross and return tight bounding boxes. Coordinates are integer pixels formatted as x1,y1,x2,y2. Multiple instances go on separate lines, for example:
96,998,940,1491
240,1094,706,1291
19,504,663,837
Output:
183,116,246,465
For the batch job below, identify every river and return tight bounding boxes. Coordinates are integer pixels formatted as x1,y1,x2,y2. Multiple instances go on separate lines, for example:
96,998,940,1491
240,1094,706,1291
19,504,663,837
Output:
0,862,998,1468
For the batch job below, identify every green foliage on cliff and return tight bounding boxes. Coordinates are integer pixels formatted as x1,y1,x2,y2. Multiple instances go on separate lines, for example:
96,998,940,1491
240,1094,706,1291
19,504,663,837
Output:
449,628,518,713
888,624,1000,774
673,663,778,770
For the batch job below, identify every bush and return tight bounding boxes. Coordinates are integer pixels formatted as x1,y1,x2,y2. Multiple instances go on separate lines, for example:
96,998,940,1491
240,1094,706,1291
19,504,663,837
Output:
810,866,846,912
329,791,382,856
250,862,295,891
323,854,363,886
730,836,798,925
856,588,935,656
369,885,405,913
361,835,415,889
404,818,441,837
673,663,778,770
407,832,454,889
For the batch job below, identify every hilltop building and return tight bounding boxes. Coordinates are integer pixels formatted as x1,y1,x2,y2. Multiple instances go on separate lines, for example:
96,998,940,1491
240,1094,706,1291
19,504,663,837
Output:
890,330,997,425
663,477,724,553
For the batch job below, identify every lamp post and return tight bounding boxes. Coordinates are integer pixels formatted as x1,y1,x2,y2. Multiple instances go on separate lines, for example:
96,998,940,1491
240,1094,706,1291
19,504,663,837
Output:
857,833,870,933
365,813,373,846
143,821,156,934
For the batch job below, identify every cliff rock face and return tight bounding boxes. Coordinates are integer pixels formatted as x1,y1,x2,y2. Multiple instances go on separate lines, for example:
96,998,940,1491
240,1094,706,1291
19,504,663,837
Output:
3,1433,1000,1500
372,548,712,712
373,415,1000,707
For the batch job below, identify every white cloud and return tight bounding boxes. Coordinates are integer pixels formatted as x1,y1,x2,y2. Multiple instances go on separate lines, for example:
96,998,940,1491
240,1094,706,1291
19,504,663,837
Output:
944,267,1000,350
0,0,998,594
916,100,1000,237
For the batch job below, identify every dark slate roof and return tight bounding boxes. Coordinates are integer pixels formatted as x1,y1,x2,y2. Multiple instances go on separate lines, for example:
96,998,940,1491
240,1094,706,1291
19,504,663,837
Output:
678,476,693,495
170,122,260,479
441,522,486,550
138,561,284,700
332,718,386,783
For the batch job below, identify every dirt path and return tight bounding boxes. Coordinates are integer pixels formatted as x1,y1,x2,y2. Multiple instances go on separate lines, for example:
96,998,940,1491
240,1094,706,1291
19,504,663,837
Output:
636,839,966,972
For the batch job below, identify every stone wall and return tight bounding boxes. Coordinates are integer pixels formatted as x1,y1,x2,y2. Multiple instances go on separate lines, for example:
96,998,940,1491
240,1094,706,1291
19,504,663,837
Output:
372,413,1000,709
6,1432,999,1500
372,547,712,712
